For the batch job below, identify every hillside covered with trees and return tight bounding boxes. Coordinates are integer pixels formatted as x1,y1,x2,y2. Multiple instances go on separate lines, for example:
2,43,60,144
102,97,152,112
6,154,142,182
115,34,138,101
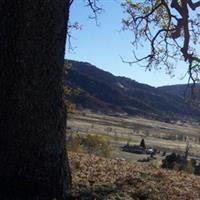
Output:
65,60,200,121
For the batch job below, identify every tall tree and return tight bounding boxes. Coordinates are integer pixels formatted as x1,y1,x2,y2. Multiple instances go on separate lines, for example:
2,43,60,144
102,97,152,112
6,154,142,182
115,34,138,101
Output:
0,1,72,199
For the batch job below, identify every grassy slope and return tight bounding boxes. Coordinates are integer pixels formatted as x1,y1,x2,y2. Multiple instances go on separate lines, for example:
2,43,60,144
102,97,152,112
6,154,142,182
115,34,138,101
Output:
69,152,200,200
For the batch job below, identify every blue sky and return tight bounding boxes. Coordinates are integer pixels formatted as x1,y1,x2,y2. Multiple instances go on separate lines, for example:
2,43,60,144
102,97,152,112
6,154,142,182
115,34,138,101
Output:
66,0,189,87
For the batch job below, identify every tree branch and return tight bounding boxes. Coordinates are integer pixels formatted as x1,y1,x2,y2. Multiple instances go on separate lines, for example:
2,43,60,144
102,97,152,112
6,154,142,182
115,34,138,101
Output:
187,0,200,10
86,0,103,24
122,0,200,99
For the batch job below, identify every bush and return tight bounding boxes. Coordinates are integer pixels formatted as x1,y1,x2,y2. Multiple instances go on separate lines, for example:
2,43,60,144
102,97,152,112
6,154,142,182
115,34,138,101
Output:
67,133,82,152
162,152,195,174
194,164,200,175
185,160,195,174
82,134,111,157
162,152,180,169
150,160,161,169
67,133,112,157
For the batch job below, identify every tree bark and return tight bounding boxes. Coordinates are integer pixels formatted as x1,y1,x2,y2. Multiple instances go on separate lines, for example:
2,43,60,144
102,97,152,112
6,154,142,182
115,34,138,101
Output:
0,1,71,199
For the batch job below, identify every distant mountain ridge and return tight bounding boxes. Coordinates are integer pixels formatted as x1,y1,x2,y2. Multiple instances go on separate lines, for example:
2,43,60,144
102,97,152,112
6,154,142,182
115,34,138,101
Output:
158,84,200,100
65,60,200,121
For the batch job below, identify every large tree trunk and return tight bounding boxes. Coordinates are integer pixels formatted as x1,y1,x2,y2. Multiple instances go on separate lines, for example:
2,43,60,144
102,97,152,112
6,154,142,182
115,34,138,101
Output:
0,1,71,199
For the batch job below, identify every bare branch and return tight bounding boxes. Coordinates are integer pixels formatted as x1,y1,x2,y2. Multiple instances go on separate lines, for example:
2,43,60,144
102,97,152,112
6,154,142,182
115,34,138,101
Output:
187,0,200,10
69,0,74,7
85,0,103,25
122,0,200,99
134,3,162,23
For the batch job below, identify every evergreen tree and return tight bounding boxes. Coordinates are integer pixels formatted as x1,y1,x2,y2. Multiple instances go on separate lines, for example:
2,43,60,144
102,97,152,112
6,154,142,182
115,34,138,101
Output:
140,138,146,149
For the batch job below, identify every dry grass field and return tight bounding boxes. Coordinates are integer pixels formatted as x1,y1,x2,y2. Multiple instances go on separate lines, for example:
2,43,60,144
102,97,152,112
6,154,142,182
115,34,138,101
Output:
67,111,200,159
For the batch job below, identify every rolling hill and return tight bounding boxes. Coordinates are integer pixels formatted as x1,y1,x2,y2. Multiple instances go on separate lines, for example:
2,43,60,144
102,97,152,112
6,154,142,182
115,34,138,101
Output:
158,84,200,100
65,60,200,121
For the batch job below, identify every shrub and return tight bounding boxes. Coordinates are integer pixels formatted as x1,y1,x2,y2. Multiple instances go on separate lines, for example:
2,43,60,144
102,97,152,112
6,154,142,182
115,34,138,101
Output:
68,133,112,157
185,160,195,174
162,152,195,174
82,134,112,157
150,160,161,169
162,152,183,169
67,133,82,152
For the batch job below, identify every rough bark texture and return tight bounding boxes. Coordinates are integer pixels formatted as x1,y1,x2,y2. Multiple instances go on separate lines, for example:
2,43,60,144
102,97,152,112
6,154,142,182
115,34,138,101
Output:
0,1,71,199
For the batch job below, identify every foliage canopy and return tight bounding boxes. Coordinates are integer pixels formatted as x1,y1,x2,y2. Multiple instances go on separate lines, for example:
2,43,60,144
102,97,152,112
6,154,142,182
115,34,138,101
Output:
122,0,200,97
